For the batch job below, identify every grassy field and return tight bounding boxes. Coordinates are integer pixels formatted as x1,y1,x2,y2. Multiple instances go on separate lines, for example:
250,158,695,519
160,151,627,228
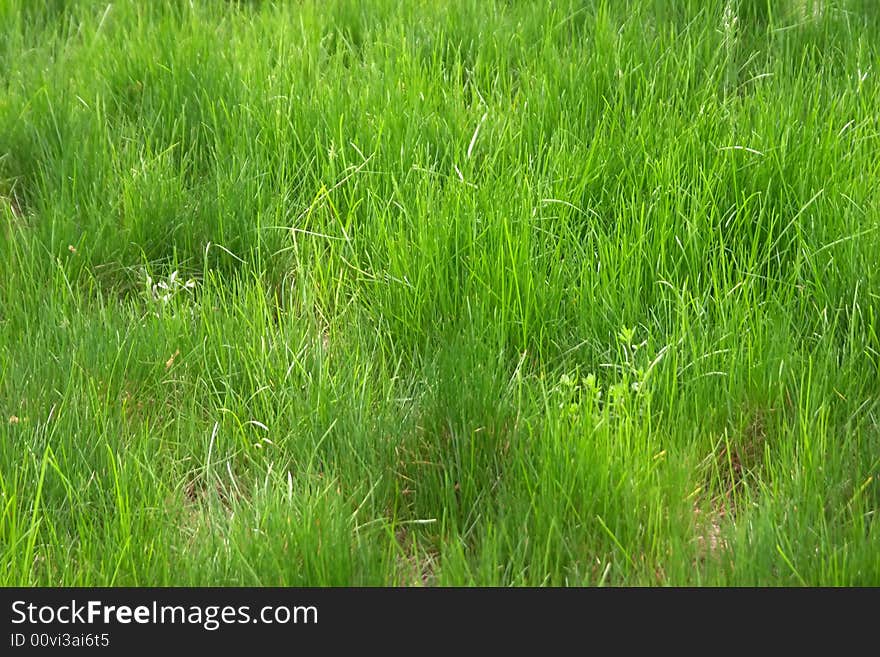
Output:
1,0,878,586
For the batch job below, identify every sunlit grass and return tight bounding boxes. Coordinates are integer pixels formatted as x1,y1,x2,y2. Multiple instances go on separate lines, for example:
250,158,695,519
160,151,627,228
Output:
1,0,878,585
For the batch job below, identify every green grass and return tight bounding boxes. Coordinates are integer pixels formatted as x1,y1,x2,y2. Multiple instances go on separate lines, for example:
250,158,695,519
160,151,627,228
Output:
1,0,878,586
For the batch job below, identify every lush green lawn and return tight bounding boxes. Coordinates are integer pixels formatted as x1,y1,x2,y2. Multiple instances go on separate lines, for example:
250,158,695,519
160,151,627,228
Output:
1,0,878,586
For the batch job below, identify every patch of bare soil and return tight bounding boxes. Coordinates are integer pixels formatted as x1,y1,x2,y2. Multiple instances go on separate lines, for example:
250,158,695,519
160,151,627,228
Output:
395,527,438,586
693,407,773,561
693,504,730,560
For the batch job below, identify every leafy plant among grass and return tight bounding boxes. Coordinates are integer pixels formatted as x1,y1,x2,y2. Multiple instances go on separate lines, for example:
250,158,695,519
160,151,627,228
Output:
1,0,878,586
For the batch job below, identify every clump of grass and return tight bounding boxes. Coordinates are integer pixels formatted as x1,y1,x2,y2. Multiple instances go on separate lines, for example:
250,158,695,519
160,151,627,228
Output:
1,0,878,586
